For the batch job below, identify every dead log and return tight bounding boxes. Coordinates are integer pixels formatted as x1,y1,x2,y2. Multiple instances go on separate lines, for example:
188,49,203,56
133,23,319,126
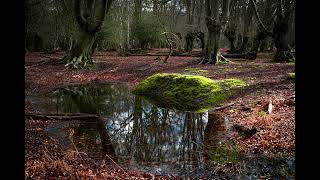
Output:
209,103,235,113
25,113,100,121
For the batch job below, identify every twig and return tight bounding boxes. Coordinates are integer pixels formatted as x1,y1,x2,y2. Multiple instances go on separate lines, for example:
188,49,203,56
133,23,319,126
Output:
249,0,273,36
158,17,172,63
104,154,130,177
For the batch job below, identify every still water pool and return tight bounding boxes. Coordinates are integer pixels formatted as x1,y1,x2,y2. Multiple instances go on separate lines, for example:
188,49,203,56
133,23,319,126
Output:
27,83,233,176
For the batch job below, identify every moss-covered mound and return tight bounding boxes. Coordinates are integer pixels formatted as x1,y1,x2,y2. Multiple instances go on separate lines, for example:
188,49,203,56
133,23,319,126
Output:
133,73,246,112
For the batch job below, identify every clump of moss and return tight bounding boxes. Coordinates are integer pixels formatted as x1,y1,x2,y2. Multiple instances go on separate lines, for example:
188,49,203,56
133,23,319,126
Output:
216,79,247,90
184,68,208,75
206,140,240,164
288,72,295,79
133,73,246,111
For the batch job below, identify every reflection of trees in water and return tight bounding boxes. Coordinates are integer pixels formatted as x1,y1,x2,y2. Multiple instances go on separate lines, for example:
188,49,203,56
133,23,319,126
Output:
71,117,116,160
203,112,228,163
48,85,133,161
42,84,227,167
114,95,209,168
52,84,133,116
179,112,207,168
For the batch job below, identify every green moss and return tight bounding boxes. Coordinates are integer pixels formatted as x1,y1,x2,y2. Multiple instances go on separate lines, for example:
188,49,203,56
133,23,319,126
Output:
288,72,295,79
257,111,267,117
184,68,208,75
133,73,246,111
207,141,240,164
216,78,247,90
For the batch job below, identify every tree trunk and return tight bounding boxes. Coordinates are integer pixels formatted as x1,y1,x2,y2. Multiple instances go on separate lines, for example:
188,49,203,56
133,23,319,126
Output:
64,32,96,69
197,32,205,55
226,35,235,53
201,21,221,64
248,31,268,60
201,0,230,64
236,36,249,53
185,32,195,54
273,20,292,62
63,0,113,69
153,0,158,15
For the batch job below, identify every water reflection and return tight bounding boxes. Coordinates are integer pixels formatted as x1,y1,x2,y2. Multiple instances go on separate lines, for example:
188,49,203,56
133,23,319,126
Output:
28,84,229,172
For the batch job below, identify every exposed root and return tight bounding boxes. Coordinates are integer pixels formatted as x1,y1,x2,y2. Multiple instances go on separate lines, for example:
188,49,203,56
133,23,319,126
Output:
200,50,232,64
63,54,94,69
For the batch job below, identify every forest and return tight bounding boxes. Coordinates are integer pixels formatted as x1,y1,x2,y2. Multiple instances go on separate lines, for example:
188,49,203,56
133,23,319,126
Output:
25,0,295,179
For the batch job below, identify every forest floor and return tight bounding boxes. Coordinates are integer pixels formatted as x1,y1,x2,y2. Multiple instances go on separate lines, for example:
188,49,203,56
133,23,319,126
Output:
25,49,295,179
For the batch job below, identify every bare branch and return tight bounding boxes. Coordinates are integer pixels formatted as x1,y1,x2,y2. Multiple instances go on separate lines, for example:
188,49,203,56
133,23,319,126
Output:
249,0,272,35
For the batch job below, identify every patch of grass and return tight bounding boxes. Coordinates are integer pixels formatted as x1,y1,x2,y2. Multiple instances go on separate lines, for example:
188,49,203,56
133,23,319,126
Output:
184,68,208,75
257,111,267,117
133,73,246,111
216,78,247,90
279,165,290,178
206,141,240,164
288,58,295,63
288,72,295,79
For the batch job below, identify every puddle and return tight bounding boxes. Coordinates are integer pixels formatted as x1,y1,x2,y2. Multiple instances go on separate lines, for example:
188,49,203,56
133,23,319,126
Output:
27,83,235,177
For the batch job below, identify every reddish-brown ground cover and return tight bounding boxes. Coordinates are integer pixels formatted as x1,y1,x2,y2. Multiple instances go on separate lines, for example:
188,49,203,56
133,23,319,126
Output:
25,50,295,179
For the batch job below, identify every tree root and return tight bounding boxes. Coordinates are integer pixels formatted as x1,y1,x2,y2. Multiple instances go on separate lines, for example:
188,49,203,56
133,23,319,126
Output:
200,51,232,64
63,55,94,69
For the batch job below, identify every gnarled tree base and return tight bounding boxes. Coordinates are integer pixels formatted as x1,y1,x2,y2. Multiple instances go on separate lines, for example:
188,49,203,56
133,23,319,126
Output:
63,54,94,69
273,50,294,62
200,51,232,64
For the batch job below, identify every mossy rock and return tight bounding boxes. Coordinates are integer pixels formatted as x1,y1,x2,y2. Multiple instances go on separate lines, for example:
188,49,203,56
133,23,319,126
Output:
133,73,246,112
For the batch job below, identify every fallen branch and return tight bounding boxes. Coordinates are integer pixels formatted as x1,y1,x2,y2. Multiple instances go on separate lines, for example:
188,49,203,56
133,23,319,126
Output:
209,103,235,113
104,153,130,177
25,113,100,121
